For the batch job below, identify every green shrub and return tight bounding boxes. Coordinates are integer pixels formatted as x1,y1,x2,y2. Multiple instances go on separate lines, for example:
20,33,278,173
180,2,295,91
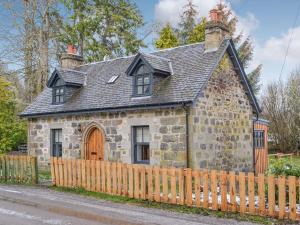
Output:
267,157,300,177
0,77,27,153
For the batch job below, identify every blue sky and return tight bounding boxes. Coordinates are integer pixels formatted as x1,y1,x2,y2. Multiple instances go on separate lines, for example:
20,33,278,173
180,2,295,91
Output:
134,0,300,95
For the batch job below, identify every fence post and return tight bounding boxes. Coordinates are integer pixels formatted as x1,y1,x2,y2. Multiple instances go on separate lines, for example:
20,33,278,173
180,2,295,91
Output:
3,156,7,182
30,157,38,184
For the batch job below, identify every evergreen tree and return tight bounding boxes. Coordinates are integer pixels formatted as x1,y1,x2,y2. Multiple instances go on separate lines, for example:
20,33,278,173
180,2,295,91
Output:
61,0,145,62
178,0,198,44
215,3,262,95
155,23,179,49
187,17,206,44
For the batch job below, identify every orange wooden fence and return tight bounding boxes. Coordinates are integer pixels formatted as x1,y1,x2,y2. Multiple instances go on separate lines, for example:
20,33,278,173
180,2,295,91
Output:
51,157,300,221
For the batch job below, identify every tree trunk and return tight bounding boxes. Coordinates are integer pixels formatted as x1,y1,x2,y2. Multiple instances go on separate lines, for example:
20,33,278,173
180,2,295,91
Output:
23,0,37,103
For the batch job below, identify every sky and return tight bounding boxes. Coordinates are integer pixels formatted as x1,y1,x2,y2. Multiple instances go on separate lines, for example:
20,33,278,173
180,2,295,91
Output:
134,0,300,95
1,0,299,96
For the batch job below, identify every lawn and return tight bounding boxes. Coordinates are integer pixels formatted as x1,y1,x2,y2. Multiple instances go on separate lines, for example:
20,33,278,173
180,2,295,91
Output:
269,155,300,165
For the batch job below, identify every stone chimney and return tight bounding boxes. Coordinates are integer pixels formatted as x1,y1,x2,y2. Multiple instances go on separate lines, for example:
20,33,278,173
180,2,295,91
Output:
61,45,84,69
205,8,230,52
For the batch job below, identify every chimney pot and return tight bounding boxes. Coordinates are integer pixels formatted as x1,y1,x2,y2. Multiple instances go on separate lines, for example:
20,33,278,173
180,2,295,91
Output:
205,7,229,52
67,44,77,54
209,9,219,22
61,45,84,69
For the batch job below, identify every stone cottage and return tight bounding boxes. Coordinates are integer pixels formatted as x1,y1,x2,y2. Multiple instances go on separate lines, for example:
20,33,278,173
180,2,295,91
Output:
21,9,261,172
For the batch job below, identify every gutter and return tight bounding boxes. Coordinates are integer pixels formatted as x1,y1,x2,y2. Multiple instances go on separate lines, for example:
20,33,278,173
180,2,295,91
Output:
253,113,259,173
183,103,190,168
20,101,194,118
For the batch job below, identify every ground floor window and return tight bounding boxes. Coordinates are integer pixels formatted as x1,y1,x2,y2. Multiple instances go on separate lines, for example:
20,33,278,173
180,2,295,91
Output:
254,130,264,148
51,129,62,157
133,126,150,164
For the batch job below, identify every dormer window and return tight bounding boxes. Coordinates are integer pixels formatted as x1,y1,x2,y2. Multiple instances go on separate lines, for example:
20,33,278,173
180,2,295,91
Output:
52,78,65,104
125,52,173,98
134,64,151,96
47,68,86,105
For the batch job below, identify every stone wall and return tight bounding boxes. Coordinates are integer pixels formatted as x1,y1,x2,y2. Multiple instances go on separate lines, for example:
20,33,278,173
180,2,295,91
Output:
27,108,187,169
189,53,254,172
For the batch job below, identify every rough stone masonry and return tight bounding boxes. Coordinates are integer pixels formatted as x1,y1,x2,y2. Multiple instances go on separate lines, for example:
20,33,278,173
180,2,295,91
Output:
28,53,253,172
28,108,187,169
189,53,253,172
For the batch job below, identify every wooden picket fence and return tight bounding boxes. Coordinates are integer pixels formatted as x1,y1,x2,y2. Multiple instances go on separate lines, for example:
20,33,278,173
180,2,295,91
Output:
51,157,300,221
0,156,38,184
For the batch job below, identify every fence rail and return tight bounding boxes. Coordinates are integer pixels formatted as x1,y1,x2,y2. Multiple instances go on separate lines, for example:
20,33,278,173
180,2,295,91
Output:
0,156,38,184
51,157,300,221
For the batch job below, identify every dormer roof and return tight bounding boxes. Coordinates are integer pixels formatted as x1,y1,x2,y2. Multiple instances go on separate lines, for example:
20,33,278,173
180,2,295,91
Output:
47,68,87,88
126,52,172,76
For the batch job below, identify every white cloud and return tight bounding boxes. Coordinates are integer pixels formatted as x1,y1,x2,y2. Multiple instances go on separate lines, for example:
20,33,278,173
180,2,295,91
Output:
154,0,220,26
256,26,300,65
236,12,259,38
247,26,300,91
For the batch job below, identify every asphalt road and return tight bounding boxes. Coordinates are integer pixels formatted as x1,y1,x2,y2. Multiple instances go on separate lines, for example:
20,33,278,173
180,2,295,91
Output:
0,185,258,225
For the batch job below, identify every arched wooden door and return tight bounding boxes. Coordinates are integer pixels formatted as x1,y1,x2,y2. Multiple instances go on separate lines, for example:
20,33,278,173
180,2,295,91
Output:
85,127,105,160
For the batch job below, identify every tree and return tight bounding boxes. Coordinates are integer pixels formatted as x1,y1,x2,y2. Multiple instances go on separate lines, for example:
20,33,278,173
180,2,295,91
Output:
155,23,179,49
187,17,206,44
60,0,145,62
60,0,91,56
215,3,262,95
0,75,27,152
1,0,62,104
178,0,198,44
155,0,204,49
262,70,300,152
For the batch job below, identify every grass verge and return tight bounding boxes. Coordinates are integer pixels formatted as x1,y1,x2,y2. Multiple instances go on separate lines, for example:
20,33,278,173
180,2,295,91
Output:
50,186,297,225
38,170,51,182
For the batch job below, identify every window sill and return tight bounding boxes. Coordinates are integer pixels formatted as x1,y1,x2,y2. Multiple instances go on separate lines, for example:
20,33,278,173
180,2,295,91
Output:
134,161,150,165
131,95,152,100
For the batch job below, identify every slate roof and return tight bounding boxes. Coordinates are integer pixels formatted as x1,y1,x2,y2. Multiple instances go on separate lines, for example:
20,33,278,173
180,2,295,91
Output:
47,68,87,87
21,39,260,117
140,53,172,74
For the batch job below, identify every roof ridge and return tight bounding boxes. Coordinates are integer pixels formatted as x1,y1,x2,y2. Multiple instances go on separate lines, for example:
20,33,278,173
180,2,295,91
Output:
150,41,204,53
76,41,204,68
59,67,87,75
77,55,134,67
140,52,170,61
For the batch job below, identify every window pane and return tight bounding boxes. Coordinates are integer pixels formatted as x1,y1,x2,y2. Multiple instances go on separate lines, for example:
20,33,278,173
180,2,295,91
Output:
137,86,143,95
144,85,150,94
254,130,264,148
59,88,64,94
143,127,150,142
137,76,143,85
144,75,150,84
59,95,64,103
136,127,143,142
54,130,58,142
58,130,62,142
141,145,149,160
56,88,60,94
136,144,149,161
